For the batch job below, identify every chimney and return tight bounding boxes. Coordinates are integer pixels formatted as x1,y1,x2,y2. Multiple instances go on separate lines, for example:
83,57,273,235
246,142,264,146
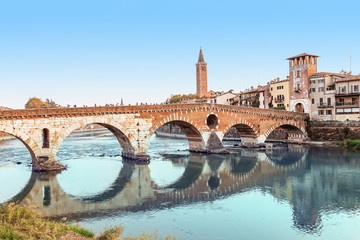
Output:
251,86,254,90
277,77,280,82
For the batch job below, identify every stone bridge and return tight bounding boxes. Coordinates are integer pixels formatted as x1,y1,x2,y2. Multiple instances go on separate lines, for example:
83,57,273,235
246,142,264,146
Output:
0,103,308,170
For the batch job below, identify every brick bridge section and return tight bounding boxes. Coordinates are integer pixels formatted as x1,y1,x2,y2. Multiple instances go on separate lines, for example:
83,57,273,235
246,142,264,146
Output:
0,103,308,171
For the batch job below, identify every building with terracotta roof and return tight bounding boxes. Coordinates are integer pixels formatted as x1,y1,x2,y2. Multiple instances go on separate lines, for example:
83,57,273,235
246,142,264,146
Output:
287,53,319,113
308,72,346,120
334,75,360,121
269,78,290,110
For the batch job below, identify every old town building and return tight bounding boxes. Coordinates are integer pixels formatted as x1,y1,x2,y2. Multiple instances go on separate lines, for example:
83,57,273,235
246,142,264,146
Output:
335,75,360,121
269,78,290,110
208,91,238,105
308,72,345,120
287,53,319,113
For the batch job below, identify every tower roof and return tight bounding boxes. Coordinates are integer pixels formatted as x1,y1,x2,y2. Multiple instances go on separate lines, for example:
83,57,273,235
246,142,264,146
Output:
286,53,319,60
198,48,205,63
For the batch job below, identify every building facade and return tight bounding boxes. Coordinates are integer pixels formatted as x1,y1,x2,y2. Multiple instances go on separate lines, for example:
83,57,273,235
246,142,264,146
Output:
335,75,360,121
287,53,318,113
308,72,342,120
269,78,290,110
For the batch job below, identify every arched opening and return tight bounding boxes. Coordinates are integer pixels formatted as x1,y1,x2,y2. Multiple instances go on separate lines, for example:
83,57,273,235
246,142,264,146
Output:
266,124,305,143
151,121,205,155
206,114,218,129
222,124,257,147
0,131,35,204
56,123,132,200
149,121,205,189
57,123,134,161
295,103,304,113
42,128,49,148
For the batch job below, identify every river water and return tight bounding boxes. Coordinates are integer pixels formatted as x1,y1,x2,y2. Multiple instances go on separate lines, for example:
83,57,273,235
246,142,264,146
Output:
1,130,360,240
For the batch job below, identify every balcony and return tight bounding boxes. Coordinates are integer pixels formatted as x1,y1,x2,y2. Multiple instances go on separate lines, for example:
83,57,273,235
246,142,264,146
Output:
294,87,301,92
336,91,360,97
318,103,333,108
336,101,359,108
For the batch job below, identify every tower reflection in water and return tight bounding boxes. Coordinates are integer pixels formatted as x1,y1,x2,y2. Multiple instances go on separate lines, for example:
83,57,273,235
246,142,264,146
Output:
5,146,360,234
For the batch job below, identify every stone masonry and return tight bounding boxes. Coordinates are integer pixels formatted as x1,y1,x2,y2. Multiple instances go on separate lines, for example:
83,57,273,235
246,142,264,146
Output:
0,103,308,171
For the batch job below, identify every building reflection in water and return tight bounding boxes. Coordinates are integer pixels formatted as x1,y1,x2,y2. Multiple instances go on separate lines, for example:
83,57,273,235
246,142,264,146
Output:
4,145,360,234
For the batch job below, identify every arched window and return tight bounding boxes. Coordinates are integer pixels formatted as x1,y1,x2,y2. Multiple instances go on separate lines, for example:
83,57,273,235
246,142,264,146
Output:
42,128,50,148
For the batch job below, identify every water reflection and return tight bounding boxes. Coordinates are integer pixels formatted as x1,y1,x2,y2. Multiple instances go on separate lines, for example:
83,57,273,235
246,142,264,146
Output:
1,141,360,237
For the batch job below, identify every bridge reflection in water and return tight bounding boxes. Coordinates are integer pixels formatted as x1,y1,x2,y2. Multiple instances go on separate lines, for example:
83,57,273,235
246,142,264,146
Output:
7,146,360,234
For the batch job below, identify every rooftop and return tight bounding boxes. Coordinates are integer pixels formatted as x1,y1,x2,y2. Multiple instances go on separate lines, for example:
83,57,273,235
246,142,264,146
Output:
286,53,319,60
336,75,360,83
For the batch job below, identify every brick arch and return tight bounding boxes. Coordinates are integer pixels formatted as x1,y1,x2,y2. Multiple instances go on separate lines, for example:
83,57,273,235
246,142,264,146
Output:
264,120,306,139
149,115,206,152
54,116,135,157
149,114,203,137
222,118,260,137
0,123,40,161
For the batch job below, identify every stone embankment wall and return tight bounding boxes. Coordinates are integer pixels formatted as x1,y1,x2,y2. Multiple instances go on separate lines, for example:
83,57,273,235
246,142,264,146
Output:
309,121,360,141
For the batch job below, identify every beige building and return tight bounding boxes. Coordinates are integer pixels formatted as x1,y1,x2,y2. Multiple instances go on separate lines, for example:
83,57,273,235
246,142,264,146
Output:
308,72,343,120
335,75,360,121
269,78,290,110
208,91,238,105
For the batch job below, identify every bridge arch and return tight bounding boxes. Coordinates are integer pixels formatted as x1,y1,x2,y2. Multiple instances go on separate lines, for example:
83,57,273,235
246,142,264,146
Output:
264,121,306,141
150,119,206,153
55,117,136,159
0,124,40,162
222,119,259,138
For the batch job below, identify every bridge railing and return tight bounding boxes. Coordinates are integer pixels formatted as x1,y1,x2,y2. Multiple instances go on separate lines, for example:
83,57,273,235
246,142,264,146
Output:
0,103,308,120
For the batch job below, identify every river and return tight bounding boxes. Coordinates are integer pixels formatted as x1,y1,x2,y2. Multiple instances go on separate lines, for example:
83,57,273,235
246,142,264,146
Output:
1,129,360,240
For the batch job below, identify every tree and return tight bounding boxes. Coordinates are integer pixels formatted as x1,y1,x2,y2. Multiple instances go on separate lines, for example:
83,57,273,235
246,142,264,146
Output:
25,97,46,109
25,97,60,109
167,93,200,104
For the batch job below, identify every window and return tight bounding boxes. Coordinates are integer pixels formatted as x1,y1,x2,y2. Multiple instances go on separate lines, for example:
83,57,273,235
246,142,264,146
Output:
277,85,284,90
310,88,316,93
310,80,316,84
312,99,315,104
296,71,301,78
277,104,284,107
339,86,346,94
319,98,323,105
42,128,49,148
318,87,324,92
318,110,324,115
351,84,359,93
271,87,273,91
318,79,325,83
352,98,358,105
326,110,332,115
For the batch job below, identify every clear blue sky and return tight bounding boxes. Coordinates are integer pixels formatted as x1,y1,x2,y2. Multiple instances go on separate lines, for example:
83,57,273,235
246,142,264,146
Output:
1,0,359,109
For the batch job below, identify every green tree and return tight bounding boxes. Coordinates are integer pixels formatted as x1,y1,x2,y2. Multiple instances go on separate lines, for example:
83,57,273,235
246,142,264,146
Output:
25,97,60,109
25,97,46,109
167,93,200,104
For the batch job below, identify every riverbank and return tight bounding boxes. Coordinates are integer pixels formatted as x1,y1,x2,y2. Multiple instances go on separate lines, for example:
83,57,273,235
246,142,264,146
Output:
0,203,174,240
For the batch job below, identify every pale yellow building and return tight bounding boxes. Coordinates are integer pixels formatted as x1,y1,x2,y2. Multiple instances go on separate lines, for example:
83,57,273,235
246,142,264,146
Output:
269,78,290,110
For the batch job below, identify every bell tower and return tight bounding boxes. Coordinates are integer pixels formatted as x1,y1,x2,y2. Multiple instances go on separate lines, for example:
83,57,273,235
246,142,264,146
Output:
196,48,208,97
287,53,318,113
